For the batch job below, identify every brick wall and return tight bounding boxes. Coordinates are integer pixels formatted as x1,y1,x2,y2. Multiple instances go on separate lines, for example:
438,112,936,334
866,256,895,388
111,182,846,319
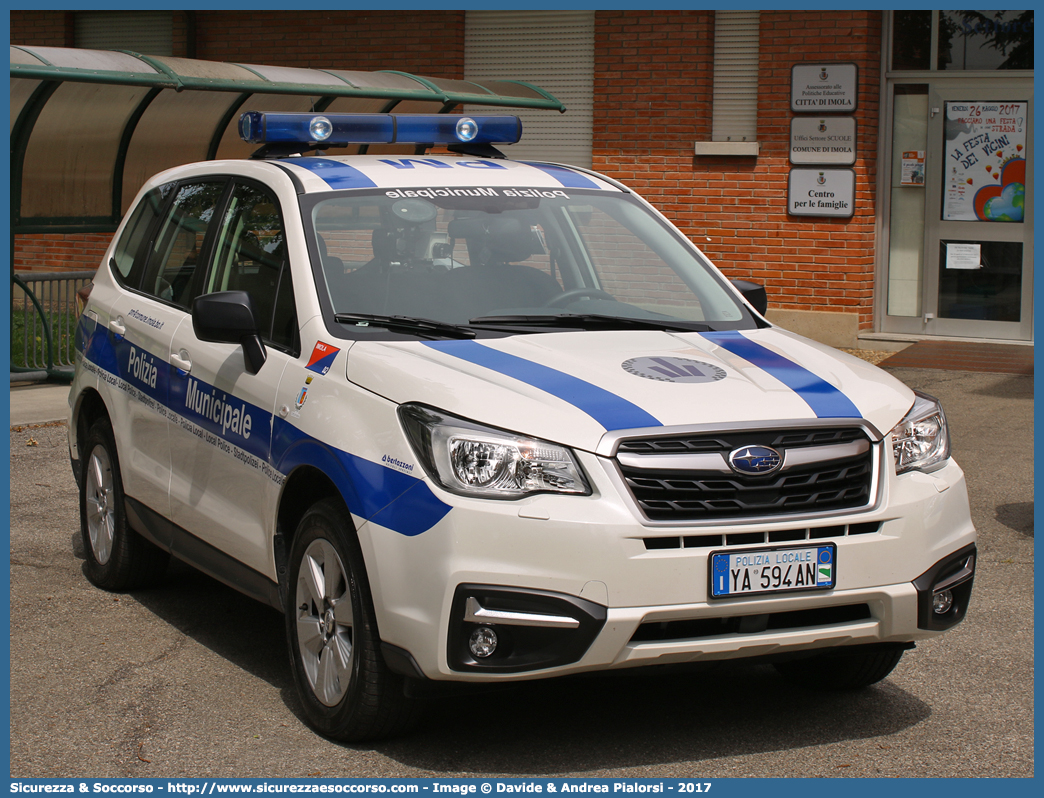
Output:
14,234,112,273
10,11,72,47
192,11,465,75
592,10,882,331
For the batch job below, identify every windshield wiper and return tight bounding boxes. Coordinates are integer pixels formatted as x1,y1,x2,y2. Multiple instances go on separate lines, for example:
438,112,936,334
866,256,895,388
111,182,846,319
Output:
334,313,477,339
469,314,714,333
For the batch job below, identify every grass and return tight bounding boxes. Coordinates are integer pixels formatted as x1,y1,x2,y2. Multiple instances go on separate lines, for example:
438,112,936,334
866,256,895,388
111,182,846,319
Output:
9,305,79,371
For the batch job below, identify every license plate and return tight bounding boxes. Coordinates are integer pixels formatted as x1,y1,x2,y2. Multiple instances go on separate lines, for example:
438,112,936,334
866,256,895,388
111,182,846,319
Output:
709,543,836,598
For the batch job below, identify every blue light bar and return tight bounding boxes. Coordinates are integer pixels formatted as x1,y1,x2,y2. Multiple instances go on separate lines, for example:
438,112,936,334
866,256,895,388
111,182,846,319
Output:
238,112,522,146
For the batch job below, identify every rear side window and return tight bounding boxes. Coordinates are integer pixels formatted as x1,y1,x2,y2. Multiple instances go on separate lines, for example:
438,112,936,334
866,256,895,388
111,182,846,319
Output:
111,183,174,286
140,181,227,308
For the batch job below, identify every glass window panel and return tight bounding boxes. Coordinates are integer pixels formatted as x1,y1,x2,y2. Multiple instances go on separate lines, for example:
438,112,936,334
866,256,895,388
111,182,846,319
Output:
891,11,932,71
142,181,226,307
113,183,174,288
938,11,1034,70
308,191,749,326
887,86,929,317
938,240,1022,321
208,182,295,349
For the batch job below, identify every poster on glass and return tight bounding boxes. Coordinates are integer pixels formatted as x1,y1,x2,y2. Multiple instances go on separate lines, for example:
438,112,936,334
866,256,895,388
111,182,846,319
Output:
943,101,1027,222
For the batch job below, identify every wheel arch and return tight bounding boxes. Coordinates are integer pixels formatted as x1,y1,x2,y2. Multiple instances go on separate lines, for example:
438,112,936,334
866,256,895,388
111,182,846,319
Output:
70,388,111,474
274,456,366,610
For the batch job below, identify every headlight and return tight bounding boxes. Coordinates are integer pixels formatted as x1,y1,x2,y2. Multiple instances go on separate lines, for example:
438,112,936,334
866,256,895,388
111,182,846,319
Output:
399,404,590,499
890,391,950,474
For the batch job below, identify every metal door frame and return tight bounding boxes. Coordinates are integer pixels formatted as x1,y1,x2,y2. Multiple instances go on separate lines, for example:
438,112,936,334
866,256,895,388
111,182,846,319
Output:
921,80,1033,340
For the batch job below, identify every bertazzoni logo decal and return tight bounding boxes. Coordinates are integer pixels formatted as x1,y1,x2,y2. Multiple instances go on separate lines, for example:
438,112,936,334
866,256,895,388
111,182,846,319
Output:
622,356,727,383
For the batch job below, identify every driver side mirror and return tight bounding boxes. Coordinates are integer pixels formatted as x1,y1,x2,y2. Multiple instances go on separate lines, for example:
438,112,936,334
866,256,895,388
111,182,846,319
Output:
192,290,268,375
731,279,768,317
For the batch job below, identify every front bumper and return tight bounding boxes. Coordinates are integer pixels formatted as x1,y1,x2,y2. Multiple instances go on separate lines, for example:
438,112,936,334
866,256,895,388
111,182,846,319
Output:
362,453,976,683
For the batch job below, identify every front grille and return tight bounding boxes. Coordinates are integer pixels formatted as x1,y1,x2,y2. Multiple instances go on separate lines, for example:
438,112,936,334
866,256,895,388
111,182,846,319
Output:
643,521,881,550
630,603,873,642
617,428,876,522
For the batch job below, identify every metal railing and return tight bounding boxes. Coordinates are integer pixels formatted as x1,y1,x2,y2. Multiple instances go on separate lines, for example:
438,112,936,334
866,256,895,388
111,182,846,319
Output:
11,270,95,383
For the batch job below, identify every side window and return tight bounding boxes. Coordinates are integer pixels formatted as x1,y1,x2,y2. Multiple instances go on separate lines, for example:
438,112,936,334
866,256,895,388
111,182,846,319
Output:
141,181,227,308
207,182,297,352
111,183,174,287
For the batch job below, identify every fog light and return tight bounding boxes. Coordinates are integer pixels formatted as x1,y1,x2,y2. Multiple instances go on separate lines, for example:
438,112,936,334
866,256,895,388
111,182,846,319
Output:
469,626,498,658
933,589,954,614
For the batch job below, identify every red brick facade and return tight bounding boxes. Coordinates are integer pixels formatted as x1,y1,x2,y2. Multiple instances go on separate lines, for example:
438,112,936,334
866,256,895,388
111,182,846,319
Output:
592,10,881,332
193,11,466,75
11,10,882,333
9,11,72,48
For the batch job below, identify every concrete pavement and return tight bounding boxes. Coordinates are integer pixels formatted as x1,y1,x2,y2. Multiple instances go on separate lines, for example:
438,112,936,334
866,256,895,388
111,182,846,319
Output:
10,380,71,427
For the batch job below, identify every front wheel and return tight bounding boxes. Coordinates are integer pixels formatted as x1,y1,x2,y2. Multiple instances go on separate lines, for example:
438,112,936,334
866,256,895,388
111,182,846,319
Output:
773,644,906,691
79,417,169,590
285,498,418,741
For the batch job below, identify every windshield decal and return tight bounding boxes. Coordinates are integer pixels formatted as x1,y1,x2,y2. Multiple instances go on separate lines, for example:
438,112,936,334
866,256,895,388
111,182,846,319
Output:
702,331,862,419
383,187,570,201
423,339,661,431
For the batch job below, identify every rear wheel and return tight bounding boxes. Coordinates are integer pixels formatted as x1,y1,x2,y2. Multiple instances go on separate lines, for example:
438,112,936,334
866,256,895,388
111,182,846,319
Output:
79,417,168,590
774,645,906,691
285,498,418,741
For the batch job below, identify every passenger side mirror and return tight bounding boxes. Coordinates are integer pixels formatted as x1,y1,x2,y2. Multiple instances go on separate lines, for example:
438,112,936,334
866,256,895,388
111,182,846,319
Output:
192,290,268,375
731,279,768,317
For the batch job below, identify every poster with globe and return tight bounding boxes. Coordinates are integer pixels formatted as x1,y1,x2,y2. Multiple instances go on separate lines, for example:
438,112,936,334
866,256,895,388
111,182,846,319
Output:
943,101,1026,222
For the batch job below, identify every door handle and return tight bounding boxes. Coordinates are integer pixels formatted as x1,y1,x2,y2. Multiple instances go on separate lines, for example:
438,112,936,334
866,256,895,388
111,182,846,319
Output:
170,350,192,373
108,317,126,336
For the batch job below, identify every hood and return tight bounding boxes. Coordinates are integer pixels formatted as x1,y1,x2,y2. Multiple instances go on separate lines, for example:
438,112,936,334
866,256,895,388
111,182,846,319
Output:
346,328,914,452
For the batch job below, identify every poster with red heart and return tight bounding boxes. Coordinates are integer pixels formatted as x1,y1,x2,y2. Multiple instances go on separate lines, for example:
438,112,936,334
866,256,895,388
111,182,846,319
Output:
943,101,1026,222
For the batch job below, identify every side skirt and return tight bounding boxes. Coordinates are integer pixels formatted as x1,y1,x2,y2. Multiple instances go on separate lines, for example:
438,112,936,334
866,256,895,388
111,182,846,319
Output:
125,496,282,610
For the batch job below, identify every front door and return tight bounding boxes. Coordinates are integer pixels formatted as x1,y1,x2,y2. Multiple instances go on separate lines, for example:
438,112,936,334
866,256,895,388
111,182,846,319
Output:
883,79,1033,340
922,82,1033,339
167,179,296,578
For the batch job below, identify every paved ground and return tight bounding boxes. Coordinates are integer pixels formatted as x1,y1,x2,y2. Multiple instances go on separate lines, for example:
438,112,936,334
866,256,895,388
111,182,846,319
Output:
9,380,71,426
879,341,1034,376
8,366,1034,778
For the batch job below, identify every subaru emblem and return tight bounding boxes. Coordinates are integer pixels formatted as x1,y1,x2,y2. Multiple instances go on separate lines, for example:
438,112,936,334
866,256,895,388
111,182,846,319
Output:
728,445,783,476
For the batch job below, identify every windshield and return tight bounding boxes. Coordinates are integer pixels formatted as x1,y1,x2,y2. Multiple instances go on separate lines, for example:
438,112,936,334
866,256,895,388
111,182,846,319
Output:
305,187,755,333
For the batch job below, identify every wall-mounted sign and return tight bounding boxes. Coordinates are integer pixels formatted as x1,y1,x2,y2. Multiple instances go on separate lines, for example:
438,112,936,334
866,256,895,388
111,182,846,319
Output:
789,117,857,165
787,169,856,217
942,100,1027,222
791,63,858,112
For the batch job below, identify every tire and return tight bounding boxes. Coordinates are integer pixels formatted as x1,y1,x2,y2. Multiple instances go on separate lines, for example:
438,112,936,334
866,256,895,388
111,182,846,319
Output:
774,645,906,691
79,417,169,591
286,498,418,742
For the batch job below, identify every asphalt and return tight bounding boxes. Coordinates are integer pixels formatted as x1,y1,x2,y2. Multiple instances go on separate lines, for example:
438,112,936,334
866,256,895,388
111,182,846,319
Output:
7,365,1035,778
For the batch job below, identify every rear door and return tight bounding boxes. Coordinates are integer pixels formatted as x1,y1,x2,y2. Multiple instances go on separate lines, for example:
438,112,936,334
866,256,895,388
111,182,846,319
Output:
89,179,226,518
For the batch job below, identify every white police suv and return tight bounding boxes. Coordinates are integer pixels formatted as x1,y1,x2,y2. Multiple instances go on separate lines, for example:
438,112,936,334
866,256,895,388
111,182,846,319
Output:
70,112,976,741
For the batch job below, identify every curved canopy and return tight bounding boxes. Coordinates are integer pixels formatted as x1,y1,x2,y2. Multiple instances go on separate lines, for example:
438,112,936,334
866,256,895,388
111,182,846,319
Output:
10,45,566,234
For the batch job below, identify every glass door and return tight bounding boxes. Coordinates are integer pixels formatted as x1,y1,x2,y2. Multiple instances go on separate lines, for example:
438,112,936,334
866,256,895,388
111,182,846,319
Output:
921,81,1033,339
